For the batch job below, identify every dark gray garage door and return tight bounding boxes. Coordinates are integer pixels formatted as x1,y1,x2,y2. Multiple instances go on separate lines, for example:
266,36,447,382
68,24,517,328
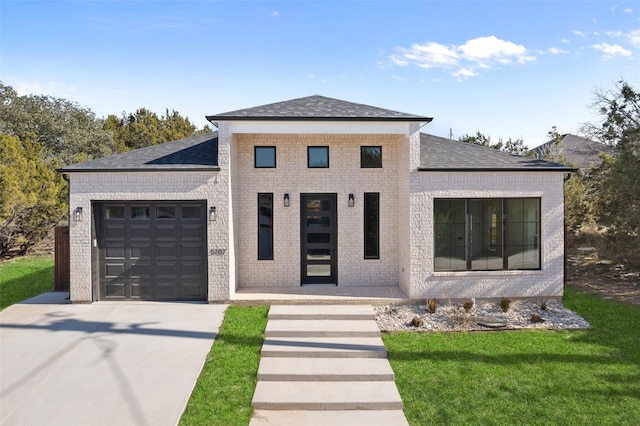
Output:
96,202,207,301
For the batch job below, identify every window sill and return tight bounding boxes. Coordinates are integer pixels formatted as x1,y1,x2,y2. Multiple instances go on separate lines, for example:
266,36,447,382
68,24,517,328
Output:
433,270,543,278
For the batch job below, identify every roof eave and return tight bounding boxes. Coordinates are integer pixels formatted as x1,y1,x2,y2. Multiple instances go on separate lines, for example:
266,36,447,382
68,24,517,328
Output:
418,167,575,172
206,116,433,126
60,166,221,173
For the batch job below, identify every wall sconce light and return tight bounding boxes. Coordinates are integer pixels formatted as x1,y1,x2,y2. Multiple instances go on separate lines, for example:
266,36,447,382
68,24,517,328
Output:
284,193,290,207
348,193,355,208
209,206,217,222
74,207,83,222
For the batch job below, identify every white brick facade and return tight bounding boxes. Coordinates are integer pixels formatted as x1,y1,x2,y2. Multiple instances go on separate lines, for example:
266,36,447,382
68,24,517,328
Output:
407,171,565,299
66,113,567,302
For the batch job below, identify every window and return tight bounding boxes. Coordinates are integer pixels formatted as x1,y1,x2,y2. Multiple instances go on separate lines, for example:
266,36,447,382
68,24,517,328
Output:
434,198,540,271
361,146,382,168
308,146,329,168
364,193,380,259
258,193,273,260
255,146,276,168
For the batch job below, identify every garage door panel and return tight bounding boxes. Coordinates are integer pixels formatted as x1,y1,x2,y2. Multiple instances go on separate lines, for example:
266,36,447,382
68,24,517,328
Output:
130,225,152,240
98,202,206,301
105,263,126,278
130,243,152,260
181,243,203,259
105,245,125,259
156,225,177,240
105,225,126,240
181,224,203,240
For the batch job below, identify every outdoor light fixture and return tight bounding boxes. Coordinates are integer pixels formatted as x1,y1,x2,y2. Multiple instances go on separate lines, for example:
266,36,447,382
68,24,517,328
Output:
348,193,355,207
284,193,290,207
209,206,217,222
74,207,83,222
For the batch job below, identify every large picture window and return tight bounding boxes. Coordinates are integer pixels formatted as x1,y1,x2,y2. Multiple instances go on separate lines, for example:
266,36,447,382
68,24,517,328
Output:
258,193,273,260
434,198,540,271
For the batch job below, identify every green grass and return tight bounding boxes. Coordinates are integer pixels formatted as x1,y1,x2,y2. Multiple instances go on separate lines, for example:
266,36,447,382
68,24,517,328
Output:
0,255,55,310
180,305,269,426
384,288,640,425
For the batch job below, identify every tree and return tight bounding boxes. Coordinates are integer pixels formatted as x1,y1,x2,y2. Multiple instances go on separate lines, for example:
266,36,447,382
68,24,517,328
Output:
0,134,67,256
459,132,504,151
105,108,210,151
0,82,117,163
585,80,640,266
459,131,528,155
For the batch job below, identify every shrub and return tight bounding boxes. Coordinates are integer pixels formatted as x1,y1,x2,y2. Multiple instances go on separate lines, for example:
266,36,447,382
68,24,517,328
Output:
427,298,438,314
499,298,511,313
463,299,474,312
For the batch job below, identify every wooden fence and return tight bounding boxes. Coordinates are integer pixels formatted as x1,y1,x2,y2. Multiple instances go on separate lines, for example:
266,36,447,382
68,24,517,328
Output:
54,226,70,291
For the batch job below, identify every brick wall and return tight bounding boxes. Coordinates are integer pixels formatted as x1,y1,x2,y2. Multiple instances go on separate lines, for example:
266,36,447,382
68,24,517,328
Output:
233,133,404,288
67,171,226,302
407,171,566,299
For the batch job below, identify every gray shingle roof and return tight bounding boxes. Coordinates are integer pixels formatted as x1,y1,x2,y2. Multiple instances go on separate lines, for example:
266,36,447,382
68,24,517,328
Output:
531,133,611,169
420,133,573,171
62,132,219,172
206,95,433,122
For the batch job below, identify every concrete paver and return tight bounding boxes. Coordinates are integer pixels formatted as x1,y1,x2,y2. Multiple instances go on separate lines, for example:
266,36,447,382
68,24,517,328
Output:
0,292,227,426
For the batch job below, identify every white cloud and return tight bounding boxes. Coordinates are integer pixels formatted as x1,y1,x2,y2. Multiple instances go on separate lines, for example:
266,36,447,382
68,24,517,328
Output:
624,8,633,14
592,43,632,59
305,72,325,82
268,10,279,17
572,30,587,37
628,29,640,47
392,75,407,82
538,47,569,55
11,79,77,98
391,35,535,79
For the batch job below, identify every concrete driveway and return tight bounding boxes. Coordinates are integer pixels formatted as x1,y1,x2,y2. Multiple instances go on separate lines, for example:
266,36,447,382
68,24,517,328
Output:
0,292,227,426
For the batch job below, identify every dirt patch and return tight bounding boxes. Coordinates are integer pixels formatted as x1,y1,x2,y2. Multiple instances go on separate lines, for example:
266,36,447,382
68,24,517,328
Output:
566,248,640,307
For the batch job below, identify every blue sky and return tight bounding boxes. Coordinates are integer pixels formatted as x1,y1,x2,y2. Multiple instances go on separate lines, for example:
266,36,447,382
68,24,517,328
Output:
2,1,639,147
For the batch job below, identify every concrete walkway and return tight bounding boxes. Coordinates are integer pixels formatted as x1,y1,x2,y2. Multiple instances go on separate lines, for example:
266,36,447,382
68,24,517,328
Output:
250,305,409,426
0,292,227,426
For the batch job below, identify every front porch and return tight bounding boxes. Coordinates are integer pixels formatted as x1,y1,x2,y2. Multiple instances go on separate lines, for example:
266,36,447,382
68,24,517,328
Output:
230,285,411,305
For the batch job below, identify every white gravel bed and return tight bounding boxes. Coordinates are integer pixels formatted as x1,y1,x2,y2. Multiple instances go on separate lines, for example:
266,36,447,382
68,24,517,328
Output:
375,299,590,332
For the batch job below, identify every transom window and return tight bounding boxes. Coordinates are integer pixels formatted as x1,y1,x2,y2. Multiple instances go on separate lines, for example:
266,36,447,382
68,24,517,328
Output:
307,146,329,168
361,146,382,168
255,146,276,168
434,198,540,271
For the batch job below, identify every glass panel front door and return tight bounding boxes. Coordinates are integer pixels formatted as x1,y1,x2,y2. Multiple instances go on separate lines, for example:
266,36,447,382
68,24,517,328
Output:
301,194,337,284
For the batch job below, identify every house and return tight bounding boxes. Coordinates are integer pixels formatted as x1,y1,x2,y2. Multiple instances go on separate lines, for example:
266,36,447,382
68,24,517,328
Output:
531,133,611,169
62,95,572,303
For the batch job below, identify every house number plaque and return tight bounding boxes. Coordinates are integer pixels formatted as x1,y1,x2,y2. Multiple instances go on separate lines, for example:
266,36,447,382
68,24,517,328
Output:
209,249,227,256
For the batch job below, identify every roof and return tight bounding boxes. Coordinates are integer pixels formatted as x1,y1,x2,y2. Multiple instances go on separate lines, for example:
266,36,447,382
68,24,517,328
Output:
206,95,433,123
420,133,573,171
61,132,219,172
531,133,611,169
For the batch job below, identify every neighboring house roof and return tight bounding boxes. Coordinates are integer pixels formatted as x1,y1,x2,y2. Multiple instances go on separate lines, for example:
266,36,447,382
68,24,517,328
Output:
61,132,219,172
531,133,610,169
420,133,573,171
205,95,433,123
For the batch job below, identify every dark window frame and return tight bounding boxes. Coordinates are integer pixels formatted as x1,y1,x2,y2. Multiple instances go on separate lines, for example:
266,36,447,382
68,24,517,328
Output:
254,146,276,168
364,192,380,259
307,146,330,168
434,198,541,272
257,193,274,260
360,146,382,168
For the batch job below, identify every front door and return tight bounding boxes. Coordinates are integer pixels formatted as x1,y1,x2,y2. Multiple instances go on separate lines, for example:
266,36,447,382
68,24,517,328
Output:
301,194,337,284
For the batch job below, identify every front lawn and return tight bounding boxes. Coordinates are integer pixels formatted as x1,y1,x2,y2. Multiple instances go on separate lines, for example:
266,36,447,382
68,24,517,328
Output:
180,305,269,426
384,288,640,425
0,255,54,310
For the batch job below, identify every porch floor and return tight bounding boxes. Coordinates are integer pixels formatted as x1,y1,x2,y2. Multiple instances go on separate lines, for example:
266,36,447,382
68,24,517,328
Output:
231,285,412,305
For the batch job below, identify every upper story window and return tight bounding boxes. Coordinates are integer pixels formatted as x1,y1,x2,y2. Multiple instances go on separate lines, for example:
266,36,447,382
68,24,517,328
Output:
255,146,276,168
308,146,329,168
361,146,382,168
